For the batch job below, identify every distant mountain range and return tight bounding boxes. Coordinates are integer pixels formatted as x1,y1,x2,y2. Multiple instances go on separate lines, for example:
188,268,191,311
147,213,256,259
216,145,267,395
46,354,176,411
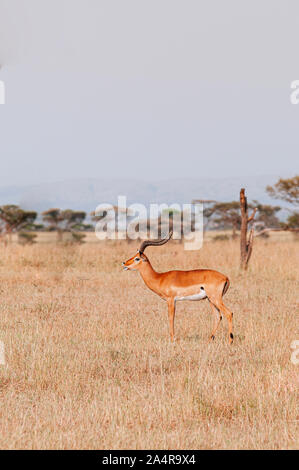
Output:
0,175,288,213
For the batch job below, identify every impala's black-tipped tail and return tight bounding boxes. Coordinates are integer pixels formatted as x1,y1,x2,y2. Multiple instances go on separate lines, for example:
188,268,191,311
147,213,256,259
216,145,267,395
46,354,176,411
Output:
223,279,230,296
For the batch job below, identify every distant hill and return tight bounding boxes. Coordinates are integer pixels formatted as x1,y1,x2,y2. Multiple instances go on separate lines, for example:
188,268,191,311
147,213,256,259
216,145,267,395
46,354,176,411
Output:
0,175,289,213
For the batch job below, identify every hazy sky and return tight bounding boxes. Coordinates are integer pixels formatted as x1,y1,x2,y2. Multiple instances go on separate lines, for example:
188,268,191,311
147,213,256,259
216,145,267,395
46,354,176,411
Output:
0,0,298,187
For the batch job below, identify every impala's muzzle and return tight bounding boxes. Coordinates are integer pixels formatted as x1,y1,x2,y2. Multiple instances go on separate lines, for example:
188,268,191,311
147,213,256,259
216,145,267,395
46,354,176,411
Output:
122,261,129,271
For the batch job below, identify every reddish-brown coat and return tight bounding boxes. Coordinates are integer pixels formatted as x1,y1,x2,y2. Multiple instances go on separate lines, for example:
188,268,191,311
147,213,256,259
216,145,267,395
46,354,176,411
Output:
123,251,233,344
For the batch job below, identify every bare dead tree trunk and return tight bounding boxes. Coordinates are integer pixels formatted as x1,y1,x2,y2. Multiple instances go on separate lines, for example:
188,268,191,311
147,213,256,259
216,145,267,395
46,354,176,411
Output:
0,232,7,246
240,188,257,270
57,228,63,243
6,225,13,244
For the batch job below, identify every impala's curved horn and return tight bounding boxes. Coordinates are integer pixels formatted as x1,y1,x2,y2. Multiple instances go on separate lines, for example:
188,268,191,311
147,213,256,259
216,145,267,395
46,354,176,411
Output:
139,230,173,254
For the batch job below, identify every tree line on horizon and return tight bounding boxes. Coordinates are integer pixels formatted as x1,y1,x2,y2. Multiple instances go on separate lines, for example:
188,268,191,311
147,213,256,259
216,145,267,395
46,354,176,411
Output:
0,175,298,245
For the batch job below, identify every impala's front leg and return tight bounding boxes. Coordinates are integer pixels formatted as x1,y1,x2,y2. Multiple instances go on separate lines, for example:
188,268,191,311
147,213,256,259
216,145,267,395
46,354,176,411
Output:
167,298,176,342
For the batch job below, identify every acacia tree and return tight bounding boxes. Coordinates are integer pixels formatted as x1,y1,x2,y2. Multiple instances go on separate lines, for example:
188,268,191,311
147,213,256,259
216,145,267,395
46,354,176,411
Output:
192,199,216,232
42,208,88,242
62,210,92,243
91,206,138,240
131,209,190,242
207,201,241,238
266,175,299,232
18,232,38,245
157,208,184,239
252,201,281,234
266,175,299,205
41,209,64,242
0,205,37,243
60,210,87,230
286,212,299,229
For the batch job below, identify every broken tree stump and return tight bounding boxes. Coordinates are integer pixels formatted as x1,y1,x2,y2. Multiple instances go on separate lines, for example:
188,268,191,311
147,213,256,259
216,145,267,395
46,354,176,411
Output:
240,188,257,270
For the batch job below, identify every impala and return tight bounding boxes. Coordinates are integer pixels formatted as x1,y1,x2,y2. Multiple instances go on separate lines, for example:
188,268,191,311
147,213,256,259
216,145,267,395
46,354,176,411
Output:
122,231,234,344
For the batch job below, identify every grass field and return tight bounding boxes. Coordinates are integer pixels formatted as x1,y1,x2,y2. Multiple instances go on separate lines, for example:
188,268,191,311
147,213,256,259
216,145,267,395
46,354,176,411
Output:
0,238,298,449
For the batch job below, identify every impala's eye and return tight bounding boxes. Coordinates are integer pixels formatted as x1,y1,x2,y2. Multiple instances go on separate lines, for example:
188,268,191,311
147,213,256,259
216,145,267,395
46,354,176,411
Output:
134,257,140,262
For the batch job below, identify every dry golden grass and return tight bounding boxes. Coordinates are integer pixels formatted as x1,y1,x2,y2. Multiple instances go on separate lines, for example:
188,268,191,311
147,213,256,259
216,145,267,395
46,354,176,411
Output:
0,239,298,449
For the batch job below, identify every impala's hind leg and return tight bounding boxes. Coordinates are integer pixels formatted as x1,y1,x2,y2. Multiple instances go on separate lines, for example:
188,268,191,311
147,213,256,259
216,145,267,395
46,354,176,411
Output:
221,303,233,344
209,298,233,345
208,302,222,342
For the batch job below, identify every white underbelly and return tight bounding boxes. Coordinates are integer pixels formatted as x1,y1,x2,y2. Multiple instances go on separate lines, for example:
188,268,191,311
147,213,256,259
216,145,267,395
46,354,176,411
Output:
175,290,207,301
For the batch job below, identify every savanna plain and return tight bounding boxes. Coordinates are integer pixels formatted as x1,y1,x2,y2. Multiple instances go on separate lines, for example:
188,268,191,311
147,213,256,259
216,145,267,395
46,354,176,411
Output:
0,237,298,449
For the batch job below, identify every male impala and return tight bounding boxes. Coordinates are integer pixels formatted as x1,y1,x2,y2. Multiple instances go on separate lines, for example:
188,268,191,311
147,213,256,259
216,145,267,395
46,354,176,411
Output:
122,231,234,344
